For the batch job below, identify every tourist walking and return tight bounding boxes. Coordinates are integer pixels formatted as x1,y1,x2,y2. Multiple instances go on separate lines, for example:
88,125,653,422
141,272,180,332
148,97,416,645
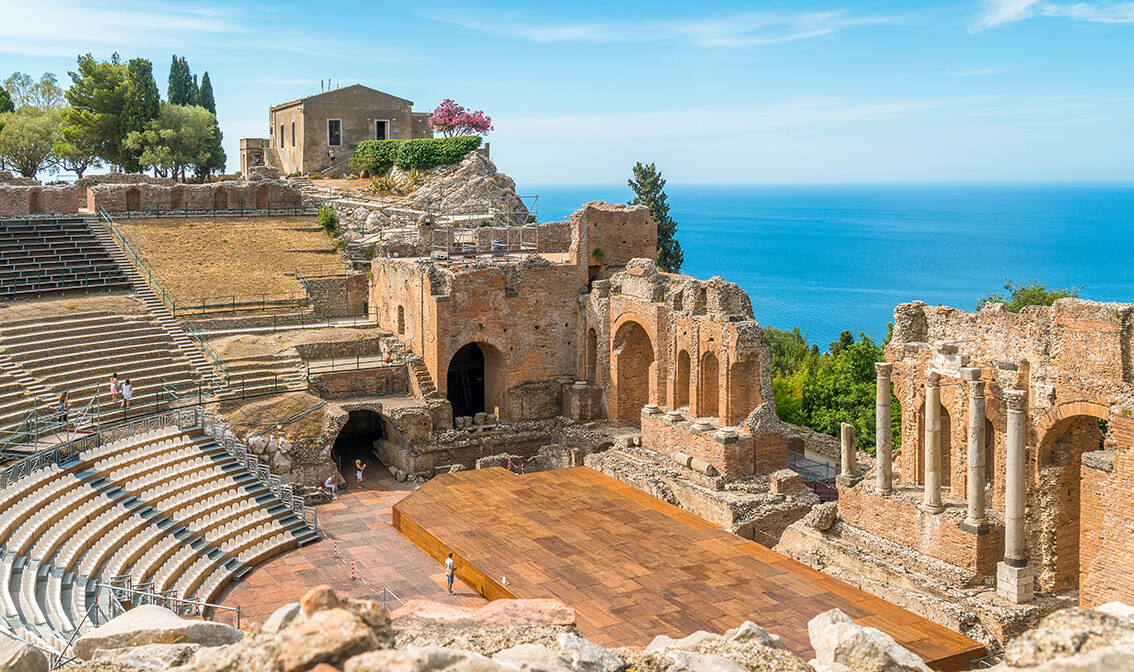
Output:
108,373,119,402
355,458,366,487
445,552,456,594
121,379,132,409
57,392,69,427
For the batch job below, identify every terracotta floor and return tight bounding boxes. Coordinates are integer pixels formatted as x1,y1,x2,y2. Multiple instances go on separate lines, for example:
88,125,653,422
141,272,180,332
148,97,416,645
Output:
393,467,986,671
214,460,486,626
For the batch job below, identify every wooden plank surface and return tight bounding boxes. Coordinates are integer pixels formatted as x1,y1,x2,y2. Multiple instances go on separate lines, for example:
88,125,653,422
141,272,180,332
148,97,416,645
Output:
393,466,985,670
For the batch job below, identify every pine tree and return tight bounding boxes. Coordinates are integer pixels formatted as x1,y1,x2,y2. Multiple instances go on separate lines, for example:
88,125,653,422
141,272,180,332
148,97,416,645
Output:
0,87,13,114
193,72,225,179
628,162,684,273
119,58,161,173
189,74,199,107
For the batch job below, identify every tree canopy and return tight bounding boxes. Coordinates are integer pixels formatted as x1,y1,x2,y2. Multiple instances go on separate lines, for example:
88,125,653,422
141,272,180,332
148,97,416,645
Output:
0,107,63,177
975,279,1083,313
122,102,216,179
428,99,493,137
628,162,684,273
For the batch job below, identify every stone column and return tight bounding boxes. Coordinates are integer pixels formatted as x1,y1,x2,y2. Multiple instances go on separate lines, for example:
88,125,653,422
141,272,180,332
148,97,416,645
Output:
998,389,1033,602
919,372,945,514
875,362,893,495
836,422,861,486
960,368,988,533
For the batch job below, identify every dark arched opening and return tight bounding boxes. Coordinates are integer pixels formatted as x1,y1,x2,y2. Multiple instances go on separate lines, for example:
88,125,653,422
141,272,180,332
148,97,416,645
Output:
675,349,690,408
447,343,486,417
332,409,388,480
700,351,719,420
585,329,598,383
612,321,654,426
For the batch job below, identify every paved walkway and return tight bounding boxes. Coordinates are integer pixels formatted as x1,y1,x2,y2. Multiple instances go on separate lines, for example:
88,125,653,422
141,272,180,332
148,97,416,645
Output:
214,459,486,626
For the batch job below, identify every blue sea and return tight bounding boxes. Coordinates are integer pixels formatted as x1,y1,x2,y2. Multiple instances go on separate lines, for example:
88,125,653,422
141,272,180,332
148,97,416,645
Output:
525,184,1134,346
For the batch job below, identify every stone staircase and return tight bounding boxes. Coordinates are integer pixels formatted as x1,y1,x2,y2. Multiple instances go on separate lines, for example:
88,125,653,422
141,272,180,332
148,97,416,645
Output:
87,217,224,389
217,353,308,400
383,339,439,400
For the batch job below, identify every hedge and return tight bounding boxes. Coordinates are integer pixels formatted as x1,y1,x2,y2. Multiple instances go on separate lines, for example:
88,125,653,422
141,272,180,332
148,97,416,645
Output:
349,136,483,174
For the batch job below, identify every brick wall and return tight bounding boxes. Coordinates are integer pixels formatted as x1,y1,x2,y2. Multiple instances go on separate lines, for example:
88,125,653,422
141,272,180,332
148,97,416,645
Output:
308,366,407,399
0,184,82,217
639,411,780,479
569,202,656,267
837,484,1004,579
1080,450,1134,607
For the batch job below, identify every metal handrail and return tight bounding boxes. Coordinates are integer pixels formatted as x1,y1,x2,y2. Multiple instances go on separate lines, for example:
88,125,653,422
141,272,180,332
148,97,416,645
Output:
98,207,177,314
100,580,242,629
100,203,313,220
183,323,230,383
50,601,99,668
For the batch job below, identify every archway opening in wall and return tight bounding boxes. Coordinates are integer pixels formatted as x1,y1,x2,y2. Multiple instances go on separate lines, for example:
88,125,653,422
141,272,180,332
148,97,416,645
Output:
169,186,184,210
1036,413,1105,592
213,188,228,210
585,329,598,383
612,321,654,426
941,406,953,489
700,352,719,420
446,342,506,419
397,306,405,335
253,184,269,209
332,409,388,485
124,187,140,211
985,417,996,490
675,350,690,409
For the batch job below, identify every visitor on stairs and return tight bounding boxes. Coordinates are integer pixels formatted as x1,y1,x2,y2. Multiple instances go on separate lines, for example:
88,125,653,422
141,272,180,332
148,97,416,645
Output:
121,379,132,409
109,373,119,402
356,459,366,488
57,393,70,427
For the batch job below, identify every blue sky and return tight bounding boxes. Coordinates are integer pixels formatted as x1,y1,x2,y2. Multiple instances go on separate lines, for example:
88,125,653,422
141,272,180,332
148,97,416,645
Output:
1,0,1131,184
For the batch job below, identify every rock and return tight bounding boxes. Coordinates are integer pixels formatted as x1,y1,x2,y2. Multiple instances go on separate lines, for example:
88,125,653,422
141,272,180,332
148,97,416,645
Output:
803,502,838,531
345,645,509,672
808,608,931,672
277,608,384,672
301,585,347,617
298,586,394,647
0,636,48,672
724,621,786,649
263,602,302,634
73,604,243,661
645,631,718,652
1004,608,1134,668
667,650,749,672
474,600,576,628
178,633,281,672
556,633,623,672
1097,602,1134,623
1002,644,1134,671
92,643,201,669
494,643,572,671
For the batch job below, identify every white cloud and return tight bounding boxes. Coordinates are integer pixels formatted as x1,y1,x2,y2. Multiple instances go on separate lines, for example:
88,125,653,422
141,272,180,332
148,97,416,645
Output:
417,8,897,47
972,0,1134,30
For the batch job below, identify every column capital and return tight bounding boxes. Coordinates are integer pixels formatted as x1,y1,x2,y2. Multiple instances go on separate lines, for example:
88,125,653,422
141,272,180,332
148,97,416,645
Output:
926,371,941,387
969,379,986,397
875,362,893,377
1005,389,1028,412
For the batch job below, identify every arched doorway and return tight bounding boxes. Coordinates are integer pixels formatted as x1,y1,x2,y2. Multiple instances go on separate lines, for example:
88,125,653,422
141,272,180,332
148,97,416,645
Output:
612,321,654,426
1034,413,1104,591
941,406,953,489
675,349,690,408
700,352,719,420
446,342,506,419
213,187,228,210
332,410,388,485
124,186,140,211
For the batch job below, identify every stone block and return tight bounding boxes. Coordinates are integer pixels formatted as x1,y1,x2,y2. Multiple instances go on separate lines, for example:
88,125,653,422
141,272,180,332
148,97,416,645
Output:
714,428,739,444
959,366,983,381
769,469,807,495
997,562,1035,604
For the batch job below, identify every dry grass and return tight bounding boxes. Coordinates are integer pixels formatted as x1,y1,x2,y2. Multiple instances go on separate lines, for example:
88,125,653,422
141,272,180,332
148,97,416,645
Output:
219,391,329,443
115,217,344,300
0,295,147,324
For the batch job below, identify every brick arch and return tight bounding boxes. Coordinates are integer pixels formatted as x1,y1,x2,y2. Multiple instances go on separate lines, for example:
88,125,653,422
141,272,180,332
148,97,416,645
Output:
1033,401,1110,448
610,319,655,426
698,350,720,420
444,340,508,420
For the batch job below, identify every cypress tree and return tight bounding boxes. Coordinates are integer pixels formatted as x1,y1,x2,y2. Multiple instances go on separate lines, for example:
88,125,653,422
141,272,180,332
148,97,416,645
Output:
197,72,216,114
189,73,199,107
628,162,684,273
119,58,161,173
167,55,194,105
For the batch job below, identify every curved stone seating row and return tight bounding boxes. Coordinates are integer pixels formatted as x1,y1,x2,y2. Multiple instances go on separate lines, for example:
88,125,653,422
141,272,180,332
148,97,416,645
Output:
1,426,317,646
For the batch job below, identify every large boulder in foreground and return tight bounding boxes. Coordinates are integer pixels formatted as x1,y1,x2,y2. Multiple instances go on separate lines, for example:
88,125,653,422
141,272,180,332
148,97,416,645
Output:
808,608,932,672
0,635,48,672
392,598,578,656
72,605,242,661
1002,608,1134,669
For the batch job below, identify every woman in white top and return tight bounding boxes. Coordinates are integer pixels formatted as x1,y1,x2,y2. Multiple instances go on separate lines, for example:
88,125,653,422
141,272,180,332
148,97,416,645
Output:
121,379,132,409
445,551,456,594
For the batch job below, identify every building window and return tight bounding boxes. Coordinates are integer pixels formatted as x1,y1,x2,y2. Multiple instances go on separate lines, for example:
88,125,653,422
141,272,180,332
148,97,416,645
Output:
375,120,389,140
279,124,284,148
291,121,296,147
327,119,342,146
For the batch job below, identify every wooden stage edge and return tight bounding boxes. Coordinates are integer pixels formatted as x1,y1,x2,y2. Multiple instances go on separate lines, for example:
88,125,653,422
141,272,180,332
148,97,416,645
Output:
392,466,985,672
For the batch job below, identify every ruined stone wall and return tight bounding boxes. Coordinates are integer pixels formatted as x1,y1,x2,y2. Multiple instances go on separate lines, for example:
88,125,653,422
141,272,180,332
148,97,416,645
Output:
308,366,408,399
89,181,301,213
568,202,656,267
885,299,1134,600
0,184,83,217
1079,445,1134,607
305,274,367,316
640,410,755,479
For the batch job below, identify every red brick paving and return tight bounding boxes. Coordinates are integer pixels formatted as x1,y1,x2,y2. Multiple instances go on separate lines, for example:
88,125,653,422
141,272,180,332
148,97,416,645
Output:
213,460,486,626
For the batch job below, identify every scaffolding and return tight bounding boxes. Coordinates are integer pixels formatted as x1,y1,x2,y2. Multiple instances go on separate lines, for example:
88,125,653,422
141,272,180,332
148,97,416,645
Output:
428,195,541,260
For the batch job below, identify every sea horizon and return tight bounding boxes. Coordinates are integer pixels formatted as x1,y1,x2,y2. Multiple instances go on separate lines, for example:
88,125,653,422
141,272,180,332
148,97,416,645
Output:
524,183,1134,347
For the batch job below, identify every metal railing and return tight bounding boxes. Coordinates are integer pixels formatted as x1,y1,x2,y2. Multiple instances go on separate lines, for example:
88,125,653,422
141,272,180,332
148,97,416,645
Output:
101,578,241,628
101,202,314,220
184,322,230,382
50,602,100,668
294,262,353,289
98,207,178,314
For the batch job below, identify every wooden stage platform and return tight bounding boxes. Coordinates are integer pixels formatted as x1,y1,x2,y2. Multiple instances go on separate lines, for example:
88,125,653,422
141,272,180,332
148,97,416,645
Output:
392,467,984,671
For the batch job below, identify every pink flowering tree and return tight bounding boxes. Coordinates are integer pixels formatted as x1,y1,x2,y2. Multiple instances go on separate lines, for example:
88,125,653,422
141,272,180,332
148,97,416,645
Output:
428,99,494,137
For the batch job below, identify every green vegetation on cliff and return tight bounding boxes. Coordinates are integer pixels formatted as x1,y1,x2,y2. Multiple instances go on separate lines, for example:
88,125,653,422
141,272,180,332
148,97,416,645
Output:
765,326,900,454
975,279,1082,312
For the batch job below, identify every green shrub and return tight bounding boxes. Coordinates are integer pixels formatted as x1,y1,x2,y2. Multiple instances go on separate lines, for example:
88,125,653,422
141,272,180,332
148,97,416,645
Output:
350,136,482,173
287,171,301,178
317,204,338,237
406,169,426,188
308,172,323,179
370,175,399,194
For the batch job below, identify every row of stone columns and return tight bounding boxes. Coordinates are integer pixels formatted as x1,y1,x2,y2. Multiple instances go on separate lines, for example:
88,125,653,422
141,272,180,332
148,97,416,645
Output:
869,363,1032,602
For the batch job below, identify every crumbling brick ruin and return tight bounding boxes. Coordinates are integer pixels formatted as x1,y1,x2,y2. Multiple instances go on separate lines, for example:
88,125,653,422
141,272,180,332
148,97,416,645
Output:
776,298,1134,646
0,171,301,218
